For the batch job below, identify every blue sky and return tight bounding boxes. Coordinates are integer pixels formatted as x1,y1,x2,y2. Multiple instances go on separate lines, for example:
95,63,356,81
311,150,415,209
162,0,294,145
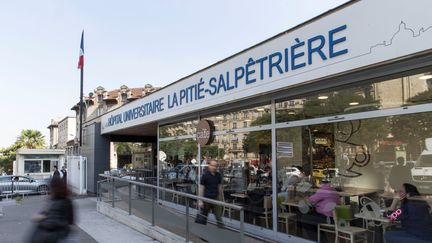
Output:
0,0,349,148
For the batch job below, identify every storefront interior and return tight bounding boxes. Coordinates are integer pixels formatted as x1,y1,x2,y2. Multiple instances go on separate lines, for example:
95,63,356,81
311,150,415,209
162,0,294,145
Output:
156,68,432,242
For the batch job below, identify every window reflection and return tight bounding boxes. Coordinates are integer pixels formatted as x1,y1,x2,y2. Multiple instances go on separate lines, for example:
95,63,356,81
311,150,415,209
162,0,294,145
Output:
205,104,271,131
202,130,273,229
159,120,198,138
276,71,432,123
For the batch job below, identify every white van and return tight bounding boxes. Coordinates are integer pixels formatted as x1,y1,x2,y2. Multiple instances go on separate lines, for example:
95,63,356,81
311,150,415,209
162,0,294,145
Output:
411,138,432,183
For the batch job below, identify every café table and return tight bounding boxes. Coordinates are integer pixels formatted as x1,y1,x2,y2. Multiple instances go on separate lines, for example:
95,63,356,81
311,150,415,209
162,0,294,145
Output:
281,197,308,214
286,186,379,205
230,192,248,198
354,213,397,243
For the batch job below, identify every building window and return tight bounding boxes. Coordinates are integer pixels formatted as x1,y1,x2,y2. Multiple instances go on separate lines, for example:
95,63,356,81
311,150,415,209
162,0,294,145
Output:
243,121,247,128
204,104,271,131
24,160,41,173
289,100,295,106
43,160,51,172
121,93,128,102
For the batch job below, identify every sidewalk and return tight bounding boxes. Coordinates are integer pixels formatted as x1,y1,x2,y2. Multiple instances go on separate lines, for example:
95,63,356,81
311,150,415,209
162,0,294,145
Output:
75,196,158,243
0,195,158,243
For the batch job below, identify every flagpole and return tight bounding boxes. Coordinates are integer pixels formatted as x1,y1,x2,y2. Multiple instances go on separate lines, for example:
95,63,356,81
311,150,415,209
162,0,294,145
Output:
79,30,84,148
79,65,84,147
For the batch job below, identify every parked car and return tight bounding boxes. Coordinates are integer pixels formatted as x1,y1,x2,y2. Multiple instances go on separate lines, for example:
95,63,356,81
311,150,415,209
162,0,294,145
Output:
412,150,432,183
163,164,204,182
411,139,432,182
284,166,301,176
0,176,50,195
410,138,432,194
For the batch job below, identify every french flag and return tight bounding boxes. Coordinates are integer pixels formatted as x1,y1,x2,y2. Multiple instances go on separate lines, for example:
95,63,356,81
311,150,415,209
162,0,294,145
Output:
77,31,84,69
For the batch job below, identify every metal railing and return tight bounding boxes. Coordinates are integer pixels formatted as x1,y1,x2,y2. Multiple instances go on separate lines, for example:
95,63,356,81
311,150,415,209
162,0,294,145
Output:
0,181,49,199
98,174,245,242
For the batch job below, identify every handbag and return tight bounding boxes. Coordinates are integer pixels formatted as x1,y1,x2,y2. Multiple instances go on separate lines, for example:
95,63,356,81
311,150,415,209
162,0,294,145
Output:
195,209,207,225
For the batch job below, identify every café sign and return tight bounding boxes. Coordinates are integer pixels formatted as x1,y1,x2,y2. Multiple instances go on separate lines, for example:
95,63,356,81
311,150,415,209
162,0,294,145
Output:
196,120,215,145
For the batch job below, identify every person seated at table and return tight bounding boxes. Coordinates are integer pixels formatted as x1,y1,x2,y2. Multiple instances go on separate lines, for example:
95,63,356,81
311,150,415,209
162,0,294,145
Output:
301,179,340,241
385,183,432,243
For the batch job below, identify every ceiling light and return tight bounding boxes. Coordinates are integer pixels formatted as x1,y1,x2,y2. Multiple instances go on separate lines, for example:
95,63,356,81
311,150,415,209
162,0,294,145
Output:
216,116,223,120
257,108,265,111
349,102,359,106
318,96,328,100
419,74,432,80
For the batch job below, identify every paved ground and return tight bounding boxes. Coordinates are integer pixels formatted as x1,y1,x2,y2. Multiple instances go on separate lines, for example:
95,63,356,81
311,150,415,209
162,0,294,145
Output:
0,195,96,243
75,197,158,243
0,195,158,243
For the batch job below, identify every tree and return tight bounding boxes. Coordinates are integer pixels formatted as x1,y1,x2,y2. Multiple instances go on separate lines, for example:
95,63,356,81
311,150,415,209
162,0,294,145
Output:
0,129,46,173
115,142,133,155
16,129,46,149
0,144,19,173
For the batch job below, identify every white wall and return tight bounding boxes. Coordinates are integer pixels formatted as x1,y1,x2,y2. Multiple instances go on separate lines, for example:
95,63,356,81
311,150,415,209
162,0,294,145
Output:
67,156,87,195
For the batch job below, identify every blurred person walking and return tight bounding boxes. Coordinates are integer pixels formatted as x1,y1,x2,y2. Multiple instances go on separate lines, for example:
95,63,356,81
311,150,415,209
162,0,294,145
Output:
28,177,74,243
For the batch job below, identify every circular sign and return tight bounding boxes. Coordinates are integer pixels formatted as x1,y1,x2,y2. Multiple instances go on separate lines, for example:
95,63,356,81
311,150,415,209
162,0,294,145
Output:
196,120,215,145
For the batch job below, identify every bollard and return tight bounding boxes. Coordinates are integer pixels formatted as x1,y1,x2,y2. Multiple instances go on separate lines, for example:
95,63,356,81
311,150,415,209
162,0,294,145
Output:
185,198,190,242
240,209,245,243
111,179,115,208
151,187,155,226
128,182,132,215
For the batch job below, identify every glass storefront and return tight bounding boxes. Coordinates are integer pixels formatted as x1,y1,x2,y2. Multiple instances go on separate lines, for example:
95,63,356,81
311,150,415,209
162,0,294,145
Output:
157,70,432,241
205,104,271,131
276,73,432,123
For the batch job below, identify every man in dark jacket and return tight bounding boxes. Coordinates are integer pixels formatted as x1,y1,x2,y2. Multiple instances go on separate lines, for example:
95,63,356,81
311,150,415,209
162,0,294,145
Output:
61,166,67,184
52,166,61,179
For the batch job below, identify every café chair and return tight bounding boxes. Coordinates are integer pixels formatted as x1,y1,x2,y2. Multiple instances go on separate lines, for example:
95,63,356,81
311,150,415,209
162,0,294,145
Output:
170,182,179,204
277,197,297,234
221,192,238,219
255,195,272,228
317,221,336,243
333,205,368,243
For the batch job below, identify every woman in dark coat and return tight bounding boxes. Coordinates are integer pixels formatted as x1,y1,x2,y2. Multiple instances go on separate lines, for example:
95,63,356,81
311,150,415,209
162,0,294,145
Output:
29,177,74,243
385,183,432,243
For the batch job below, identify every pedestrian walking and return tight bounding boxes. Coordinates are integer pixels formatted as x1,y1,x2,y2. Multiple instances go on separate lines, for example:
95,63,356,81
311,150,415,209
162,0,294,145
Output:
28,177,75,243
61,166,67,184
52,165,62,179
198,160,224,228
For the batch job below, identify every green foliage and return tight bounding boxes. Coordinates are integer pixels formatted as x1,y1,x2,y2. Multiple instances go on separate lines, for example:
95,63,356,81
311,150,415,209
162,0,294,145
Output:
16,129,46,149
159,139,198,162
115,142,133,155
0,129,46,173
202,145,225,159
407,89,432,105
390,112,432,155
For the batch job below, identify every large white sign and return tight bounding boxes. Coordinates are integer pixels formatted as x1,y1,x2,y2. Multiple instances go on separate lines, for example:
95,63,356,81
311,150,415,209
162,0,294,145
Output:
101,0,432,134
